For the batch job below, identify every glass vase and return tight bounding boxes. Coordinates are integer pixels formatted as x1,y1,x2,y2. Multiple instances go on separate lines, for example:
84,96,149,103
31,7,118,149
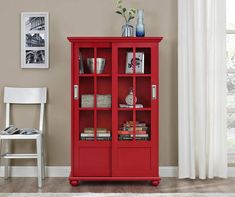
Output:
136,9,145,37
122,23,134,37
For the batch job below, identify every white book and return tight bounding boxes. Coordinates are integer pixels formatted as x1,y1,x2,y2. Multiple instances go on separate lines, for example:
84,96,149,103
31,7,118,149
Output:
130,134,149,137
81,133,111,137
119,104,143,108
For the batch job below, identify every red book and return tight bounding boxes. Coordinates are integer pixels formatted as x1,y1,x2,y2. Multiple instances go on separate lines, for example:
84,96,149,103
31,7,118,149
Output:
118,130,147,135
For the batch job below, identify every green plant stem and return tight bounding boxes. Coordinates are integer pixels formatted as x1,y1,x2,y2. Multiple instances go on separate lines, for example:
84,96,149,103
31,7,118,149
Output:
123,12,128,23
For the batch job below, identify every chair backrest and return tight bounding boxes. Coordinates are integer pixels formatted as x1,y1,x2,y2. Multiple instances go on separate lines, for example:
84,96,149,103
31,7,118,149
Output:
3,87,47,131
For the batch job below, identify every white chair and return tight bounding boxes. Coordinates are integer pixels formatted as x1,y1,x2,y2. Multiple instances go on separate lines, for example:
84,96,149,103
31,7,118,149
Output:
0,87,47,187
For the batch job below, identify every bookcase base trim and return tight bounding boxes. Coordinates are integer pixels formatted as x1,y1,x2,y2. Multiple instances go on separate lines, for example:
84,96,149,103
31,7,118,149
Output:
69,176,161,181
69,175,161,186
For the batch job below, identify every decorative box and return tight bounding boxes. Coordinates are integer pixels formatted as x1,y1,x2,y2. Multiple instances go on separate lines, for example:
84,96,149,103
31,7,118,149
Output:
81,94,111,108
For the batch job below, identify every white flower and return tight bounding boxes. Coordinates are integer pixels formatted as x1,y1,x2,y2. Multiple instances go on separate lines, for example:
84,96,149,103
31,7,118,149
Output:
117,0,123,8
128,8,136,17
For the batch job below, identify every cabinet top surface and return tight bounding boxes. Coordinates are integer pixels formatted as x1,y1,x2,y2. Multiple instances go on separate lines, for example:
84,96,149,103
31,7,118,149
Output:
67,37,163,43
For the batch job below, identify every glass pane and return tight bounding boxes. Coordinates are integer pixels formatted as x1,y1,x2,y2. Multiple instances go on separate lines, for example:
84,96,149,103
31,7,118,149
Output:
227,34,235,110
118,48,133,74
227,0,235,30
97,111,112,141
97,77,112,108
97,48,112,74
80,78,94,108
118,111,134,141
79,111,94,141
227,94,235,109
227,73,235,94
118,77,133,108
227,113,235,151
226,34,235,71
136,111,151,141
136,77,151,108
136,48,151,74
79,48,94,74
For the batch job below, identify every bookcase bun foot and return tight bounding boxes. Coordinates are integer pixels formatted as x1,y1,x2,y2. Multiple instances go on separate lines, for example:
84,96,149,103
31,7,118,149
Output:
70,180,80,186
151,180,160,186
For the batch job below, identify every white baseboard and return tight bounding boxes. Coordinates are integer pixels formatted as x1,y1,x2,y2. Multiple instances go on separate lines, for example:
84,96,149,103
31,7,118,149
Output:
159,166,178,177
0,166,70,177
0,166,234,178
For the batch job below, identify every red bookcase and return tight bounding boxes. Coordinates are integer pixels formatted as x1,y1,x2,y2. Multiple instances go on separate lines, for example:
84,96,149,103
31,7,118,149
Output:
67,37,163,186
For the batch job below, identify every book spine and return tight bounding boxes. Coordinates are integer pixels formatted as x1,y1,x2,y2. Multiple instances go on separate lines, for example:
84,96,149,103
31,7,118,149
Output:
123,124,146,127
120,127,148,131
80,137,112,141
81,133,111,137
80,137,94,141
118,136,149,141
118,130,147,134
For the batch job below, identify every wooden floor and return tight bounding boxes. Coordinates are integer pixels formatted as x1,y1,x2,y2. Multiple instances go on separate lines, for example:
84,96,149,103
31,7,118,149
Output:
0,178,235,193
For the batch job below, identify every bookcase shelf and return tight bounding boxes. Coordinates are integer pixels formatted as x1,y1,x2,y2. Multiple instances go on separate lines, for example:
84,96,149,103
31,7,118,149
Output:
68,37,162,187
118,74,151,77
79,108,112,111
118,108,151,111
79,74,112,77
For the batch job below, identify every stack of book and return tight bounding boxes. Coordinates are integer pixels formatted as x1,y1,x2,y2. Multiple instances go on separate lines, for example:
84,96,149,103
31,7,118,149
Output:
118,121,150,141
80,128,111,141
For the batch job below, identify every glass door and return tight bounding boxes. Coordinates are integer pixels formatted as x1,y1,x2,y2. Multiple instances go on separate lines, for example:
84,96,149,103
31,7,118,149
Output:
112,43,158,177
76,45,112,177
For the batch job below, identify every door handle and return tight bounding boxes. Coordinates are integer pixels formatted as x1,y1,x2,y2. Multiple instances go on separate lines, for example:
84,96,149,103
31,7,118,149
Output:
152,85,157,100
74,85,79,100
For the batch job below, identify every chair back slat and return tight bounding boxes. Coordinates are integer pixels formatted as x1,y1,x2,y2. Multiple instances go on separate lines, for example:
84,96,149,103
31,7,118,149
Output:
39,104,45,131
3,87,47,131
4,87,47,104
5,103,10,127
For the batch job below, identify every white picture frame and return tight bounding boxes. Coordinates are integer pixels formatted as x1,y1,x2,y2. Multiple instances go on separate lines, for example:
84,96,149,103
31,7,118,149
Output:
125,52,145,74
21,12,49,68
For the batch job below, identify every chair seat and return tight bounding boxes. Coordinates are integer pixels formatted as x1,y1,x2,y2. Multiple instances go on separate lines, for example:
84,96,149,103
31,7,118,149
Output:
2,153,38,159
0,133,41,140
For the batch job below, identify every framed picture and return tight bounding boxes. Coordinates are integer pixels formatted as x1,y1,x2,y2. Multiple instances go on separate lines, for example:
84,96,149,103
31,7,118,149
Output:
125,52,145,74
21,12,49,68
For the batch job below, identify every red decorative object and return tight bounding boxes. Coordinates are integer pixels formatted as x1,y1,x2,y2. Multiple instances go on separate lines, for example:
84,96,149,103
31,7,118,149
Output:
67,37,163,186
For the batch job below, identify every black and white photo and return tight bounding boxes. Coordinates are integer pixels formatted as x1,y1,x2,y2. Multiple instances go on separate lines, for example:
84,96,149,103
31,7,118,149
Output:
26,33,45,47
25,17,45,31
26,50,45,64
21,12,49,68
125,52,145,74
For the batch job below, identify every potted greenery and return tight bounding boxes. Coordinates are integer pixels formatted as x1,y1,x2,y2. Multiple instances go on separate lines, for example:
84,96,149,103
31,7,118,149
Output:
115,0,136,37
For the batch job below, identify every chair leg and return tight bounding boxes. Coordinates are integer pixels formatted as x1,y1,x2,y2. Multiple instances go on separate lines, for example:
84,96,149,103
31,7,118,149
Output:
41,154,45,180
4,140,11,179
0,139,3,177
41,139,45,180
36,136,42,188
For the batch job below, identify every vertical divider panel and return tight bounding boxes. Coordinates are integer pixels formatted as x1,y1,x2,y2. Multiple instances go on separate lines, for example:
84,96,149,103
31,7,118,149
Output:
151,44,158,176
112,44,118,176
94,48,97,141
133,47,136,141
72,43,79,175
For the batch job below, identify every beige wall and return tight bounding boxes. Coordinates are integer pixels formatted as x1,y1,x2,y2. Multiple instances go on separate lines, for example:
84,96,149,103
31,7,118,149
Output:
0,0,178,166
